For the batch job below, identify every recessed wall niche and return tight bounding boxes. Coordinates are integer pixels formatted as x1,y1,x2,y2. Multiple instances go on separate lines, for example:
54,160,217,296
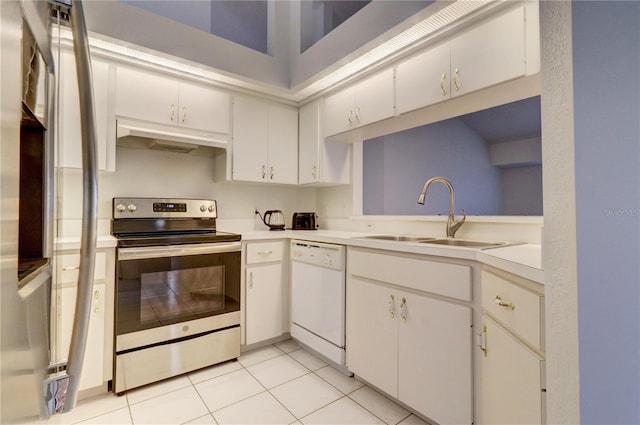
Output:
362,96,542,216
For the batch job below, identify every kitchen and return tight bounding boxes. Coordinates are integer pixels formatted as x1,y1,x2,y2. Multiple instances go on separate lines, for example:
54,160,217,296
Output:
1,1,638,425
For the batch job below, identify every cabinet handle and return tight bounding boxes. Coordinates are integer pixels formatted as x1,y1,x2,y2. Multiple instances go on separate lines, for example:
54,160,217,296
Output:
400,297,407,323
182,106,187,124
355,107,360,124
477,325,487,357
494,295,515,310
348,110,353,126
388,294,395,319
93,290,101,313
262,165,266,179
453,68,460,91
312,165,317,179
249,272,254,289
440,73,447,95
170,104,175,121
62,266,80,271
257,250,273,256
270,166,274,180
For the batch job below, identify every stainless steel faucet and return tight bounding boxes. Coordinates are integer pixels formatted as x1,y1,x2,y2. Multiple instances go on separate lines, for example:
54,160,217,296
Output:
417,177,466,238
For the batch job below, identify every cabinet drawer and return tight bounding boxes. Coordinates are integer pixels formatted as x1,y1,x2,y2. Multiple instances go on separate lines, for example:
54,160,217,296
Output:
481,270,543,351
56,252,107,285
348,249,471,301
246,241,284,264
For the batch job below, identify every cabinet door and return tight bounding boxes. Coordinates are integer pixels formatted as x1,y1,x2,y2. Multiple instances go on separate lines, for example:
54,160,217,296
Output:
267,105,298,184
450,6,526,97
115,66,179,125
354,68,396,127
398,291,472,424
396,42,451,114
58,51,113,171
324,86,355,137
299,100,351,186
481,316,544,424
298,101,320,185
232,96,268,182
346,277,398,397
178,82,230,134
245,264,283,345
54,284,105,391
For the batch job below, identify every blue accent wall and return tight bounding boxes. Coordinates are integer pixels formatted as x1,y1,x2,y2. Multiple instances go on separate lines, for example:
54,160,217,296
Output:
572,2,640,423
363,118,503,215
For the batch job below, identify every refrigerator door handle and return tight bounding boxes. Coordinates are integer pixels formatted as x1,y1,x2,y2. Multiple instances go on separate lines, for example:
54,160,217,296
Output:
63,0,99,412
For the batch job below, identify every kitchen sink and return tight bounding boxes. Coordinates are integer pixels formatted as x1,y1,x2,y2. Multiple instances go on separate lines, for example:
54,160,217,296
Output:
357,235,437,242
420,238,509,249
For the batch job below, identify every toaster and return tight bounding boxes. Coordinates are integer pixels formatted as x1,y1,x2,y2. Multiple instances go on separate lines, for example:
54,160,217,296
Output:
292,212,318,230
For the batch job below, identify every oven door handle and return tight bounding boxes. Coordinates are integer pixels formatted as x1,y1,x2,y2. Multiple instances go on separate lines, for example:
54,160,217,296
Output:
118,242,242,260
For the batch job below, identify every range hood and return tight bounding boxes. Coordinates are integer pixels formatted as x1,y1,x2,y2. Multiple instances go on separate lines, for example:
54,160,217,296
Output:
116,118,228,153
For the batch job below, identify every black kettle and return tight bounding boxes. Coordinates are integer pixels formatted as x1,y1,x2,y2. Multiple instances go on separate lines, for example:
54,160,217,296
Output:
257,209,285,231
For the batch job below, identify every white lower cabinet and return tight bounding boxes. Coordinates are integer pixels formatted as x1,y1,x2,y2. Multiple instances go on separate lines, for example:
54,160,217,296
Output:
52,248,114,393
347,248,473,424
54,283,105,391
244,241,288,345
478,267,546,424
479,316,544,424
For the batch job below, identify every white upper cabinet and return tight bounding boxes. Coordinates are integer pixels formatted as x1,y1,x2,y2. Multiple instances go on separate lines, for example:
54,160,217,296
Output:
232,96,268,182
232,96,298,185
324,68,395,137
450,6,527,97
268,105,299,184
57,50,115,171
115,66,230,134
396,42,451,115
299,99,350,186
177,80,231,134
396,4,538,115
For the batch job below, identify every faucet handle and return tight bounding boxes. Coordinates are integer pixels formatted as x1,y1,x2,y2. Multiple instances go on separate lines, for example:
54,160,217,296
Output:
450,208,466,237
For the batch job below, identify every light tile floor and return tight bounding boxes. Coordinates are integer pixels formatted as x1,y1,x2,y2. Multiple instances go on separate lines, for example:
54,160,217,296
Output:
40,340,430,425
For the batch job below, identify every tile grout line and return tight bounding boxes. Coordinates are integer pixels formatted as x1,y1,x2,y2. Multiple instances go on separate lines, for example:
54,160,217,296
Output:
69,341,422,425
346,390,413,425
241,350,314,422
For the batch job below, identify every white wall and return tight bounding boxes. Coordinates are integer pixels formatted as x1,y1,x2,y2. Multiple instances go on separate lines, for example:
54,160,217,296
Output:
57,146,317,231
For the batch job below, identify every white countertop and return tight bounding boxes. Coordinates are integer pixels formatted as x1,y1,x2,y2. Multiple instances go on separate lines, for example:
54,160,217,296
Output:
55,229,543,284
237,229,544,285
55,235,117,251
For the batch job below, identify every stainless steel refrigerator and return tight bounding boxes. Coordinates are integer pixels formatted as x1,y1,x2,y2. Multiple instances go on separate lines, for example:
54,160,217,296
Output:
1,0,99,422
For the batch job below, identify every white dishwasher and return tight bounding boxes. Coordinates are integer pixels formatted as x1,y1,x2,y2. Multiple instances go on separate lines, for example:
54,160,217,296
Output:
290,240,346,366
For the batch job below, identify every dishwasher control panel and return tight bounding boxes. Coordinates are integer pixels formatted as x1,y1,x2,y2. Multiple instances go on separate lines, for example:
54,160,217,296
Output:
290,240,345,271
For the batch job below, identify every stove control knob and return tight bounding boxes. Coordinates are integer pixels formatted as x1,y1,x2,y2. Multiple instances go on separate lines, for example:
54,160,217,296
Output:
208,204,216,213
116,203,126,213
127,204,137,212
200,205,207,212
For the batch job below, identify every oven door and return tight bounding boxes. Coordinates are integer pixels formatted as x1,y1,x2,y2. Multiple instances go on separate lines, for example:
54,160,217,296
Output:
115,242,241,352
